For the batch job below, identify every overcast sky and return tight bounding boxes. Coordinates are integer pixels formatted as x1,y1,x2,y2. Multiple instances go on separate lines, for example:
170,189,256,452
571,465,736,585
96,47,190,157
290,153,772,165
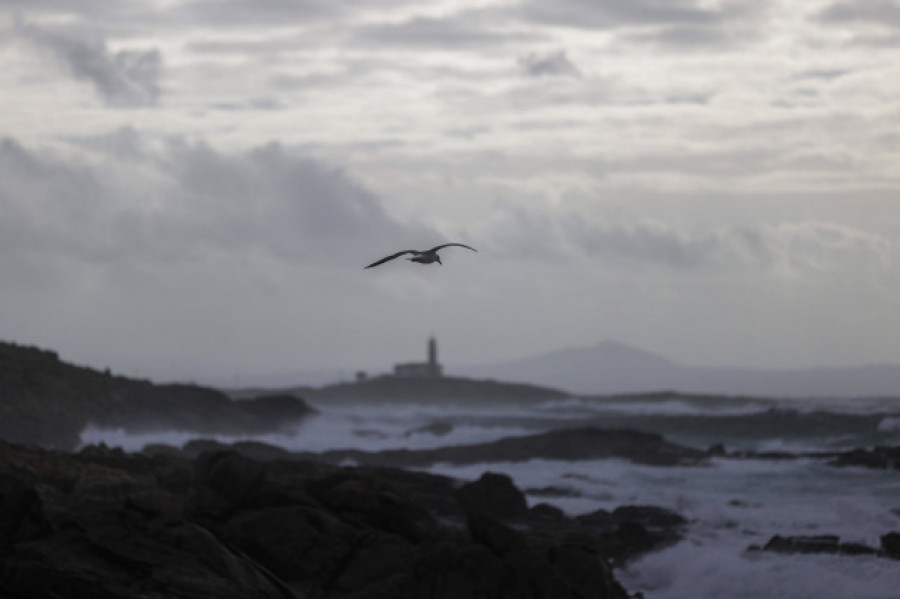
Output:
1,0,899,383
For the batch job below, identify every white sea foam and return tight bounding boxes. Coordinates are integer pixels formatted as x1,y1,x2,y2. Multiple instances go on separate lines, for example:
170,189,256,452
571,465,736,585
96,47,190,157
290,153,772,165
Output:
535,396,774,418
79,405,534,454
878,417,900,432
425,456,900,599
620,543,900,599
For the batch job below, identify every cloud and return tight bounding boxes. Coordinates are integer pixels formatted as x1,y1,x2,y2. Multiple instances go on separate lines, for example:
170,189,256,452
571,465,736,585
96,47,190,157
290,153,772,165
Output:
818,0,900,27
518,50,581,78
0,131,432,281
479,206,893,277
168,0,416,28
516,0,766,49
519,0,726,29
354,13,534,49
18,23,162,107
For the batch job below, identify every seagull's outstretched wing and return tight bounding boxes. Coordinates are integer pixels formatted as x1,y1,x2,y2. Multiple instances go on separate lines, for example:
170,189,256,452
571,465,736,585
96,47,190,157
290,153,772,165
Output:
427,243,478,253
365,250,415,269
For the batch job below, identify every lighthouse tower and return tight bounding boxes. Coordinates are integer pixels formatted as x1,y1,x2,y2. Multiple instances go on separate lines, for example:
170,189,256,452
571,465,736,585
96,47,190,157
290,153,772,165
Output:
393,336,443,378
428,336,438,368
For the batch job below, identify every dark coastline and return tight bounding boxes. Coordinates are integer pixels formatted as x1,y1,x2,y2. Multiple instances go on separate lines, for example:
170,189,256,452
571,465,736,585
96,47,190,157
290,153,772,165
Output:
0,438,694,598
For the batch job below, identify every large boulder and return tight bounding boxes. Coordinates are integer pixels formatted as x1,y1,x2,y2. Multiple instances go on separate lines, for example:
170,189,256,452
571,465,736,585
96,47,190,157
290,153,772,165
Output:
455,472,529,521
310,471,438,542
881,532,900,558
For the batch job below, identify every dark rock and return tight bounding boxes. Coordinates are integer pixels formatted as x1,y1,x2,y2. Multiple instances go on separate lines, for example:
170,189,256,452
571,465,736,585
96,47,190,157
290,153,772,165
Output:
612,505,688,530
235,394,316,428
575,509,615,531
530,503,566,523
0,341,316,451
220,503,356,588
309,374,568,405
572,506,688,565
195,450,268,506
398,538,520,599
882,531,900,558
547,540,626,599
708,443,727,456
0,476,50,547
755,534,880,557
456,472,529,521
764,534,841,554
310,471,438,543
0,439,646,599
405,420,454,438
306,426,708,469
830,446,900,470
839,542,878,556
331,530,415,595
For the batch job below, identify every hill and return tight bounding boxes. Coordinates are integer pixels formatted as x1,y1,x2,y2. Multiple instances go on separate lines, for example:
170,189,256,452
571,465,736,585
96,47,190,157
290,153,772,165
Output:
0,341,314,450
284,374,568,405
453,340,900,397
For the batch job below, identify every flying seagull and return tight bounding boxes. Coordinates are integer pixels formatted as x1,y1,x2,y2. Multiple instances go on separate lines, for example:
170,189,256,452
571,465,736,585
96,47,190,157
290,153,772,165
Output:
365,243,477,269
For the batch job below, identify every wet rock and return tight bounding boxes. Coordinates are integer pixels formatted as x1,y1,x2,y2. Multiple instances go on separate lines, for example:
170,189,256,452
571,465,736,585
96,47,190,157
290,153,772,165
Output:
708,443,727,456
0,440,662,599
612,505,688,530
456,472,529,521
405,420,454,437
750,534,879,557
529,503,566,523
235,394,316,430
195,450,268,506
881,531,900,558
220,503,356,591
0,476,50,547
829,446,900,470
525,484,582,498
331,530,415,595
305,426,709,468
572,506,687,565
310,471,438,543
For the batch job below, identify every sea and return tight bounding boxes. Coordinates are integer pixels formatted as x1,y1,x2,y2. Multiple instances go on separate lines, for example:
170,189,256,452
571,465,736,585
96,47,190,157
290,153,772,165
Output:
80,393,900,599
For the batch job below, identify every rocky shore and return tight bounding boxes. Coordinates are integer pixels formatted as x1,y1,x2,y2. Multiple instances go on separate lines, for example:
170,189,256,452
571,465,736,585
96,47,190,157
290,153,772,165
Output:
0,439,689,599
749,533,900,559
0,342,316,450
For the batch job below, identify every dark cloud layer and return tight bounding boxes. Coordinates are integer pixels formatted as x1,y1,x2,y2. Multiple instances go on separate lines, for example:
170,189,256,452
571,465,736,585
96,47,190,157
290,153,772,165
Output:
355,14,532,49
520,0,727,28
518,50,581,78
0,132,430,282
19,23,162,107
482,205,891,276
818,0,900,27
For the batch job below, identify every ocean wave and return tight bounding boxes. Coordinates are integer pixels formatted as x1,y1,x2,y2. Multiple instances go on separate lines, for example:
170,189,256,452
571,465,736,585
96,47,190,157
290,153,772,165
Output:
877,417,900,432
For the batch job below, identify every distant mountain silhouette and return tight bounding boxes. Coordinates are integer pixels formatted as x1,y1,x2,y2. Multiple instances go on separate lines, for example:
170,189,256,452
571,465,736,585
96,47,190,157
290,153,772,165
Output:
452,340,900,398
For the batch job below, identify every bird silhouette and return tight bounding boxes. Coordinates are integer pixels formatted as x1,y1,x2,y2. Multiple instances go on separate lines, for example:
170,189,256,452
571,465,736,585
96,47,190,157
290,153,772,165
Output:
365,243,477,269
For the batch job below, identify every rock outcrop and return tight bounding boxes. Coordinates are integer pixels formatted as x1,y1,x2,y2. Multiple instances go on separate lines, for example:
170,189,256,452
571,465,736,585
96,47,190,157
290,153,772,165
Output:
0,440,687,598
749,533,900,559
291,426,710,468
0,341,316,450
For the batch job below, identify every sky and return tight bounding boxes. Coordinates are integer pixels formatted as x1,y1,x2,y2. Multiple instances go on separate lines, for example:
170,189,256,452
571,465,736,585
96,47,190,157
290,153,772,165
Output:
1,0,899,384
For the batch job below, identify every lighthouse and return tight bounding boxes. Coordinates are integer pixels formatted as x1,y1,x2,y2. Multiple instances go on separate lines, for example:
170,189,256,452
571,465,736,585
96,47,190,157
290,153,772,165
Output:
393,336,443,378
